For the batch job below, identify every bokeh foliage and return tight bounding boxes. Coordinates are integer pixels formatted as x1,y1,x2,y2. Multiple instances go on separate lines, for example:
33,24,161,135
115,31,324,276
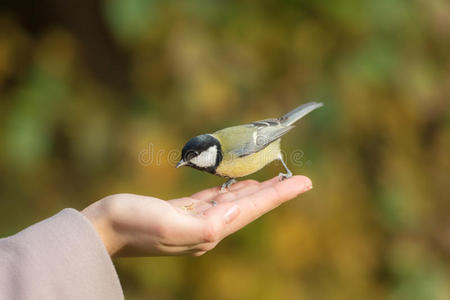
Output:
1,0,449,299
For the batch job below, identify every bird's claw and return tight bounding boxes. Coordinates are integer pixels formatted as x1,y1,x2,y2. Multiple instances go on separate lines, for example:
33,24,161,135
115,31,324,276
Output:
220,178,237,193
278,172,292,181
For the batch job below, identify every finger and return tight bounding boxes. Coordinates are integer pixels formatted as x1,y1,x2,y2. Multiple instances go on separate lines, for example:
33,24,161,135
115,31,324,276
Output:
259,176,281,188
154,246,206,256
212,183,261,204
156,239,216,254
185,176,311,244
202,176,286,204
225,175,312,235
190,186,220,201
190,179,259,201
241,175,312,218
189,181,260,213
169,181,258,216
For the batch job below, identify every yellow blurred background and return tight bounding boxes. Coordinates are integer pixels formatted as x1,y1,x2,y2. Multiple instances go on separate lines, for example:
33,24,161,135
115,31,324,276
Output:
0,0,449,299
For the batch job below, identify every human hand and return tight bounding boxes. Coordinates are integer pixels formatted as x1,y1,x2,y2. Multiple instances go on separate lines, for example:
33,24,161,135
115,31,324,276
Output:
82,176,313,257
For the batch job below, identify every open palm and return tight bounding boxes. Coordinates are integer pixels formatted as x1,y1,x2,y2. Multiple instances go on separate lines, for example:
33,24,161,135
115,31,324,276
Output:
82,176,312,257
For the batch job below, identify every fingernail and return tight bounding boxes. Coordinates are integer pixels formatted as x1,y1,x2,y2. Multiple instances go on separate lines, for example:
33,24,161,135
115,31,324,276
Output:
224,205,240,224
303,184,313,192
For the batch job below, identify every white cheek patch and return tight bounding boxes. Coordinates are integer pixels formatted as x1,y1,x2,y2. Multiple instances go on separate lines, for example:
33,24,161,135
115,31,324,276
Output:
190,145,217,168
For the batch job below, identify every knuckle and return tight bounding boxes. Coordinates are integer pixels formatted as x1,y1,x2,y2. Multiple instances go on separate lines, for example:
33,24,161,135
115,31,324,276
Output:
202,222,219,242
270,186,284,205
248,198,261,218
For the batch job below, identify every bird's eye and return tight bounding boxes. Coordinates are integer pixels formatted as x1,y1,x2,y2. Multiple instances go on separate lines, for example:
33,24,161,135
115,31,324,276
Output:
186,150,197,161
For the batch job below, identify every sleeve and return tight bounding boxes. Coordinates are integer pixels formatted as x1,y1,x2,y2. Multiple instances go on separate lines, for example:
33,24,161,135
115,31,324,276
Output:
0,208,124,300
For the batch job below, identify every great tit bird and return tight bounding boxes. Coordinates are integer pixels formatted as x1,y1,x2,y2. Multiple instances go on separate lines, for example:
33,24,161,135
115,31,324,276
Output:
176,102,323,191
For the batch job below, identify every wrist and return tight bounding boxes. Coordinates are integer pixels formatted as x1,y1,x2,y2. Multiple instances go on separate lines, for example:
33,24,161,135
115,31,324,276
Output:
82,198,122,257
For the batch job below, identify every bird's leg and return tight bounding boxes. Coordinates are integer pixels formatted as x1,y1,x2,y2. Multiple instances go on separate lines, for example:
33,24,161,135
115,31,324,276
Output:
220,178,237,193
278,155,292,181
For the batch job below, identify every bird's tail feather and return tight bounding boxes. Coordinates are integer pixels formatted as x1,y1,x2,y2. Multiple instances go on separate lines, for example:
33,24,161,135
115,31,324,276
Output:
279,102,323,126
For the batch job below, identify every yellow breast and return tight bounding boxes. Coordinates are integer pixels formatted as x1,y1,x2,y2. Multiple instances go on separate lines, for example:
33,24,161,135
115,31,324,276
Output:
215,139,281,178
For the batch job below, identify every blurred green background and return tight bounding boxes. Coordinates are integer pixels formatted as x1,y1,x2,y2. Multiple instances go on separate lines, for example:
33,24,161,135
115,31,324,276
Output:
1,0,449,299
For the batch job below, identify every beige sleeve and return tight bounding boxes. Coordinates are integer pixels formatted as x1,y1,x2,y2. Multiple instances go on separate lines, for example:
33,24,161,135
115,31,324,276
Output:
0,208,124,300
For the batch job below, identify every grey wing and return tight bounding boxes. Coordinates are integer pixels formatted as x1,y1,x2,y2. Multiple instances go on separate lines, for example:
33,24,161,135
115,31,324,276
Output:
230,118,294,157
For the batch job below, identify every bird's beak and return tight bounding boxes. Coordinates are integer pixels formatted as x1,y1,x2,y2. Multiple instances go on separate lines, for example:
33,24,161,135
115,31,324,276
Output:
176,160,187,168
